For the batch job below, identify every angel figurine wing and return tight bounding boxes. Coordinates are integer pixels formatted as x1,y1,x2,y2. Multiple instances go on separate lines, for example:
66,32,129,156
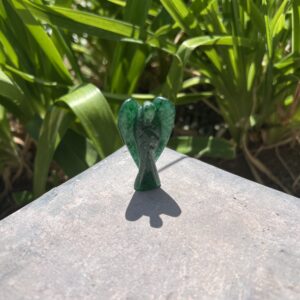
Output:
153,97,176,161
118,98,140,167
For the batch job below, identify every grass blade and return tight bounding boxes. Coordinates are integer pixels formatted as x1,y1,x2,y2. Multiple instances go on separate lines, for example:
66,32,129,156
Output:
24,0,140,40
0,68,24,103
292,0,300,55
24,0,176,54
160,0,201,35
109,0,152,94
11,0,72,84
164,35,252,100
33,106,74,197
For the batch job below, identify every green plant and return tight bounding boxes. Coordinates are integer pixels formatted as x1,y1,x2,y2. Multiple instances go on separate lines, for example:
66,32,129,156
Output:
0,0,233,207
160,0,300,192
0,0,122,204
1,0,300,216
27,0,235,142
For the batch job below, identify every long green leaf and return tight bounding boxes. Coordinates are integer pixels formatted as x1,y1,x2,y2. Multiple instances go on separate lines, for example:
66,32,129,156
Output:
164,35,252,100
292,0,300,55
56,84,122,158
262,0,272,58
33,106,74,197
240,0,265,33
11,0,72,84
0,68,33,118
24,0,176,54
109,0,151,94
54,129,98,178
160,0,201,35
0,29,19,67
24,0,140,39
3,64,68,87
271,0,289,36
34,83,123,196
0,68,24,103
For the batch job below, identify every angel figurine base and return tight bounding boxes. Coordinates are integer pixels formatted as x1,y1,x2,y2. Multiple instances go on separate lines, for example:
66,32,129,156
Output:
118,97,175,191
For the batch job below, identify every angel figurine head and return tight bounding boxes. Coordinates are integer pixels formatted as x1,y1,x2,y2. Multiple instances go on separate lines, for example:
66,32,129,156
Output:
118,97,175,191
142,102,156,125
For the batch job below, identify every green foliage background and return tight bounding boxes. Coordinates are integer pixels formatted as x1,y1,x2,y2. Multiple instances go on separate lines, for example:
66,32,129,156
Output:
1,0,300,213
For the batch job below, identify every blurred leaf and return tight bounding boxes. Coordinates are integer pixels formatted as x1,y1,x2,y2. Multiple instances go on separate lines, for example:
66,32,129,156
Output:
271,0,289,37
3,64,68,88
34,83,123,197
262,1,272,58
33,106,74,197
240,0,265,33
56,84,122,158
109,0,151,94
0,67,38,119
25,0,141,40
0,68,24,103
161,0,201,35
168,136,236,159
24,0,176,54
13,191,33,206
51,27,84,82
292,0,300,54
0,105,20,172
176,92,214,105
54,129,98,178
0,29,19,67
164,35,252,100
11,0,72,84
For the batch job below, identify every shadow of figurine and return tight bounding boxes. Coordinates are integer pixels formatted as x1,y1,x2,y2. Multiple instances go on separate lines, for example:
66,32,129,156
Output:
125,188,181,228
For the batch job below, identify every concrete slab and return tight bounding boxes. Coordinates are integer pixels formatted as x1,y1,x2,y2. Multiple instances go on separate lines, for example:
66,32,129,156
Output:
0,147,299,299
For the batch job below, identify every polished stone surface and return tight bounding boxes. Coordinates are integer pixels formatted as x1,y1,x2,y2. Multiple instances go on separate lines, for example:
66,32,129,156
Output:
118,97,175,191
0,147,299,299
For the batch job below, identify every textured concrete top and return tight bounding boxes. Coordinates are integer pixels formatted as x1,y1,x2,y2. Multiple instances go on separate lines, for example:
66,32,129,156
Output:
0,147,299,300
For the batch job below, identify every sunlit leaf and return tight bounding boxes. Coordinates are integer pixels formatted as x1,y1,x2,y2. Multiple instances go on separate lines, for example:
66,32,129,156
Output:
11,0,72,84
33,106,74,197
56,84,122,158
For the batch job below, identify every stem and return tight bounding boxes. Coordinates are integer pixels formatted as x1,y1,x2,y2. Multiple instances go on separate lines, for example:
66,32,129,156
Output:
242,136,292,194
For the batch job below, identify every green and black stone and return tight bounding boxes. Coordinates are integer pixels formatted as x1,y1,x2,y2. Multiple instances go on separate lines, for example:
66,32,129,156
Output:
118,97,175,191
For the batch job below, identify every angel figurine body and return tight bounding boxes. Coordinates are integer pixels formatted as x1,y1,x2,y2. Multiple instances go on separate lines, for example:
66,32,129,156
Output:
118,97,175,191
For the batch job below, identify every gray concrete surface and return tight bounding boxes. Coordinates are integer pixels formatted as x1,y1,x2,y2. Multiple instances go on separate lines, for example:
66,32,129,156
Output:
0,147,299,300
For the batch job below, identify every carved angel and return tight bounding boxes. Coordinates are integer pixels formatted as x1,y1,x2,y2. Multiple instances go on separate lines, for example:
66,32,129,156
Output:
118,97,175,191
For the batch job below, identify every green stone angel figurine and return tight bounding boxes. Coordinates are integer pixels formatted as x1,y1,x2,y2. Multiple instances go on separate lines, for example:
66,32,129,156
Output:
118,97,175,191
